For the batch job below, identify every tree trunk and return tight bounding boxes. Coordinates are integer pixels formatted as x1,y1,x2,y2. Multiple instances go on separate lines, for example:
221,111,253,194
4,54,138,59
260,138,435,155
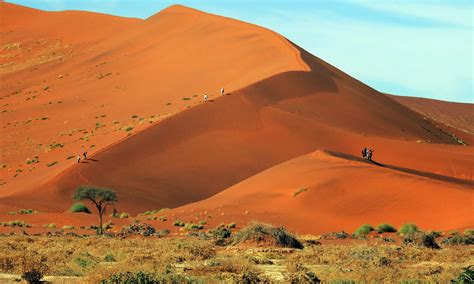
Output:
98,207,103,235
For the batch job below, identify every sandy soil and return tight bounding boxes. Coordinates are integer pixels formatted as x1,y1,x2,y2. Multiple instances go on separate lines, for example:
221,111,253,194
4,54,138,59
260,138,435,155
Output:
0,3,472,235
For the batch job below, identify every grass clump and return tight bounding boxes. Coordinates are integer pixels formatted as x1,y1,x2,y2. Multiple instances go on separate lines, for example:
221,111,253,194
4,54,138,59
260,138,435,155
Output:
399,223,419,235
69,203,91,214
18,209,36,214
43,223,56,228
2,220,31,228
173,220,185,227
125,126,134,132
103,253,116,262
376,223,397,233
118,212,129,219
62,225,75,230
233,221,303,249
441,234,474,246
184,223,204,231
293,187,308,197
354,224,374,237
452,265,474,283
46,161,58,167
464,229,474,236
403,232,440,249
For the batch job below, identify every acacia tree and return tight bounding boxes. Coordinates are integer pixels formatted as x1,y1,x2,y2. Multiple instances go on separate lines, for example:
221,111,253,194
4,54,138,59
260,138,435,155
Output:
73,185,118,235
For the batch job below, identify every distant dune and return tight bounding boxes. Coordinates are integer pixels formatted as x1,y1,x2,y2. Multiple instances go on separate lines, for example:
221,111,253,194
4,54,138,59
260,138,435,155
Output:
0,3,472,234
390,95,474,134
171,150,473,234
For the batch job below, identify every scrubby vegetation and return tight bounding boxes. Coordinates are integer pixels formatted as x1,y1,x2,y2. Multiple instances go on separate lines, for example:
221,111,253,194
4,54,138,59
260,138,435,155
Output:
232,221,303,249
376,223,397,233
399,223,419,235
69,203,91,214
354,224,374,237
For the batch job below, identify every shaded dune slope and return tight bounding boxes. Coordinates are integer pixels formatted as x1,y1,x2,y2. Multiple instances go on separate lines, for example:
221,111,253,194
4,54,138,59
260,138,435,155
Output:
172,150,473,234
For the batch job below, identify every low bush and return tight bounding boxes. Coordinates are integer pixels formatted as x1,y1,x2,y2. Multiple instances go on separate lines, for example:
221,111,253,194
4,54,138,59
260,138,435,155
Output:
376,223,397,233
463,229,474,236
69,203,91,214
119,220,156,237
62,225,75,230
173,220,185,227
18,209,36,214
210,226,232,239
43,223,56,228
452,265,474,283
233,221,303,249
403,232,440,249
2,221,31,228
103,253,116,262
119,212,129,219
22,269,43,283
354,224,374,237
399,223,419,235
184,223,204,231
99,271,198,283
320,231,350,240
441,234,474,246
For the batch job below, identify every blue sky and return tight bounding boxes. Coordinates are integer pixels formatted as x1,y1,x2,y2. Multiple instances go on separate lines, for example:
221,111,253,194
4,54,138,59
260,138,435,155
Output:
7,0,473,103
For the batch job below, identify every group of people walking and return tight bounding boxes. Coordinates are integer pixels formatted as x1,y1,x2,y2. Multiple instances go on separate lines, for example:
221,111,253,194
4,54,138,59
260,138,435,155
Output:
76,151,88,163
203,87,225,103
361,147,374,161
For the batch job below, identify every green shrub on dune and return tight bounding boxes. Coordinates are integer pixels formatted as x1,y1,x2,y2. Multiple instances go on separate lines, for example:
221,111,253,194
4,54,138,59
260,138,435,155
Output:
376,223,397,233
69,203,91,214
354,224,374,237
399,223,419,235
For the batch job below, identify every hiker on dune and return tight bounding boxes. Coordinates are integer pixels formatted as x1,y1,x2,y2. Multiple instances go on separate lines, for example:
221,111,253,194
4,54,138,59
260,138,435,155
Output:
368,149,374,161
83,151,88,160
221,87,225,96
204,94,208,102
76,155,81,163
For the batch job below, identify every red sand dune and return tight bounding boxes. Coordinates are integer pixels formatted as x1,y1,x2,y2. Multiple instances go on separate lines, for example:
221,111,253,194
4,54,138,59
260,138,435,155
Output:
390,95,474,135
0,3,472,233
170,150,473,234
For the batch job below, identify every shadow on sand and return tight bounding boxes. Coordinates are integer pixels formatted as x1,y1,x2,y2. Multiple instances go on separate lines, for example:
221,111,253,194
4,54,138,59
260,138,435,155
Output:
326,151,473,187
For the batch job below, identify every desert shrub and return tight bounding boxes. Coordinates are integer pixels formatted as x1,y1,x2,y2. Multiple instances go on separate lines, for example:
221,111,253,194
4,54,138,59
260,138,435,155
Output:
180,241,216,260
99,271,197,283
159,216,167,221
119,212,129,219
452,265,474,283
119,220,156,237
173,220,185,227
46,161,58,167
320,231,350,240
125,126,133,132
42,223,56,228
403,232,440,249
62,225,75,230
376,223,397,233
285,260,321,283
463,229,474,236
69,203,91,214
399,223,419,235
233,221,303,249
210,226,232,239
184,223,204,231
103,253,116,262
228,222,236,229
2,221,31,228
18,209,35,214
22,269,43,283
441,234,474,246
354,224,374,237
156,229,170,237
